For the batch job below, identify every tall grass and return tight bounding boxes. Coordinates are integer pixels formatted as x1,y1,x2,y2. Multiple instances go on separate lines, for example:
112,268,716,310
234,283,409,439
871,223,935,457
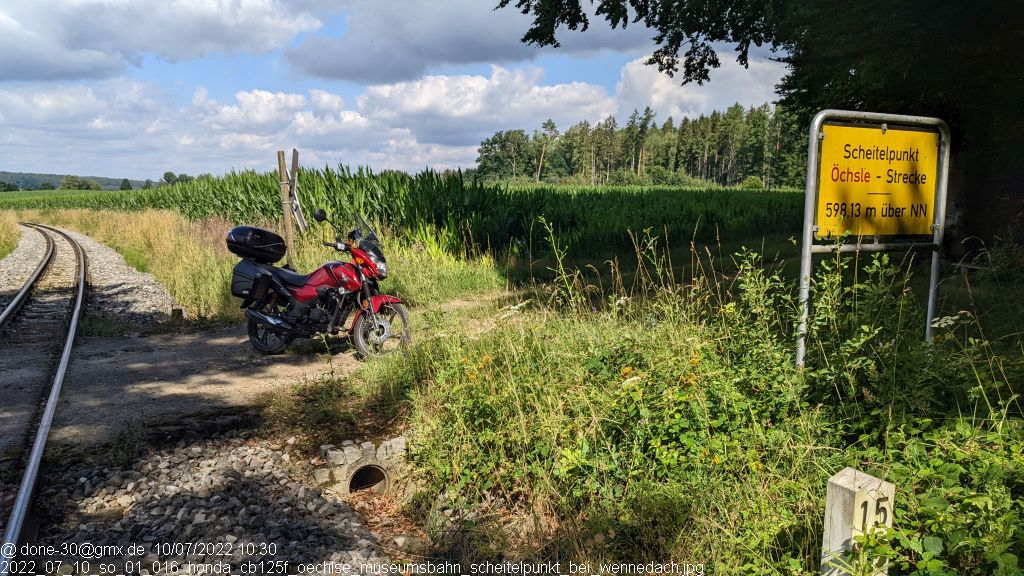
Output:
340,234,1023,574
17,210,237,318
0,212,18,259
16,209,503,319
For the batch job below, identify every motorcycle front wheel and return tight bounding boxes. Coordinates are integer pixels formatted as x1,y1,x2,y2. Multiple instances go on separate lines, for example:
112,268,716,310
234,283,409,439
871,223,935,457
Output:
352,302,411,358
247,302,292,355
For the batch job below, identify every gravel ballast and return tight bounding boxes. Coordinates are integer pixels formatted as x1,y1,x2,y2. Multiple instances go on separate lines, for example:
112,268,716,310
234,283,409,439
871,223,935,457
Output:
0,224,47,312
34,433,387,574
1,225,182,330
58,227,182,329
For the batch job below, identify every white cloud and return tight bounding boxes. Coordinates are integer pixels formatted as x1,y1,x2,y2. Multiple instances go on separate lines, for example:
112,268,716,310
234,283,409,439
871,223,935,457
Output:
199,90,309,134
615,55,787,120
0,1,321,81
309,90,345,113
0,80,163,135
285,0,654,83
0,8,122,80
0,65,616,176
0,80,178,172
0,85,100,124
357,66,616,145
0,56,787,179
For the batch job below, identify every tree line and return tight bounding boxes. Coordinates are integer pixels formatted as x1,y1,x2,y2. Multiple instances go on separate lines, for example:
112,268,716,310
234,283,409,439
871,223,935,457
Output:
11,176,149,191
473,103,808,188
0,171,205,192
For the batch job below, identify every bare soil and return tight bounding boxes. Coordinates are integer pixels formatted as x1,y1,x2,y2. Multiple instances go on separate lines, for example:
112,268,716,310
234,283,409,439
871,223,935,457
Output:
48,327,359,448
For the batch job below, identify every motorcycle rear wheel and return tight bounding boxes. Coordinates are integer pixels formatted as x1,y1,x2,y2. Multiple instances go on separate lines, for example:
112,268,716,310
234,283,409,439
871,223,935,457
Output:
247,303,291,354
352,302,411,358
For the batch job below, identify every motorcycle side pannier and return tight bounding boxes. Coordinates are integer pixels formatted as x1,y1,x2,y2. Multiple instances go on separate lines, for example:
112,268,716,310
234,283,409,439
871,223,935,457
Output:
226,226,286,263
231,259,271,300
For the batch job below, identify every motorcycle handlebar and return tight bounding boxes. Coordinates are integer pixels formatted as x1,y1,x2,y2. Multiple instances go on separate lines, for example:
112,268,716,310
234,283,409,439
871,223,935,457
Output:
322,241,349,251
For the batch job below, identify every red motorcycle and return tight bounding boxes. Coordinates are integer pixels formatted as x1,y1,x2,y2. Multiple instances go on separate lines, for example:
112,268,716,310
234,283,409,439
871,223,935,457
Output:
226,209,410,357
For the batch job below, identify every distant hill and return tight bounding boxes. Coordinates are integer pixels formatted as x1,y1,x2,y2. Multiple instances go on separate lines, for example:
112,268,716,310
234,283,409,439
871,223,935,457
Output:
0,171,151,191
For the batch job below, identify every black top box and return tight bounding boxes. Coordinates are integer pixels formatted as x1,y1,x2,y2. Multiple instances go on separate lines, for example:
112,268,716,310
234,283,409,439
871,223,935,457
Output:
226,226,286,263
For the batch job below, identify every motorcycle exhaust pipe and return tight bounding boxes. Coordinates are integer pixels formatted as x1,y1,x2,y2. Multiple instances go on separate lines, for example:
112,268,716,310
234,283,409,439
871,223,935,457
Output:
246,308,293,332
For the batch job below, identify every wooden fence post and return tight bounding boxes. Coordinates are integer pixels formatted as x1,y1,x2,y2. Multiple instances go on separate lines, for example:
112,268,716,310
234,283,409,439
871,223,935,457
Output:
277,150,296,269
290,148,307,233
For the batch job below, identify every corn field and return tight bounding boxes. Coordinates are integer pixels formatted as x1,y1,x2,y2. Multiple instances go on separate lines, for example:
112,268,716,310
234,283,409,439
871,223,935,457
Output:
0,166,802,253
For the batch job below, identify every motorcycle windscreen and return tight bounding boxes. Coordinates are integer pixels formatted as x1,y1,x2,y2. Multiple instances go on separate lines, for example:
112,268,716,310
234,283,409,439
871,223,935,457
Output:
360,240,386,263
350,213,381,246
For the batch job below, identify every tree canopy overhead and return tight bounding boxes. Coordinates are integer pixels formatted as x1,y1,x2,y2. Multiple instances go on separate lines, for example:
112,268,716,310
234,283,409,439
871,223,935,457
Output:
498,0,1021,112
498,0,779,86
498,0,1024,243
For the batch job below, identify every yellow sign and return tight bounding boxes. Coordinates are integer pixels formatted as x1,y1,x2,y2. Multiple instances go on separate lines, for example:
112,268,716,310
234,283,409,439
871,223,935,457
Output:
816,123,939,239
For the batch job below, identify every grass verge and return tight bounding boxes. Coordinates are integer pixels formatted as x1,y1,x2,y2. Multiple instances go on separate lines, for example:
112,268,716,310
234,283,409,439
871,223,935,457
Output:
12,209,504,320
0,212,19,259
299,237,1024,574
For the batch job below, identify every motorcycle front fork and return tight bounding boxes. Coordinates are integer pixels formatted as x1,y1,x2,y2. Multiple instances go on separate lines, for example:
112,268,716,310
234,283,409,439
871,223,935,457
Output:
322,282,378,335
359,281,379,326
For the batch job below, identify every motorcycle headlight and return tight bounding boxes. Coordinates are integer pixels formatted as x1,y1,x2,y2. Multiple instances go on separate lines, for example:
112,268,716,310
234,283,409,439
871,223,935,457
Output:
370,254,388,278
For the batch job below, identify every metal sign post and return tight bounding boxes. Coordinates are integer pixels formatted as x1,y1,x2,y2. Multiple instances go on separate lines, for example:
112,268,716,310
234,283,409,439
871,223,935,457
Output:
796,110,951,367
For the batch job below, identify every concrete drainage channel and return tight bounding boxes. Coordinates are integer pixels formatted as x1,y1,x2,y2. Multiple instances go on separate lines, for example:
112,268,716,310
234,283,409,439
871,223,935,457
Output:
313,436,407,494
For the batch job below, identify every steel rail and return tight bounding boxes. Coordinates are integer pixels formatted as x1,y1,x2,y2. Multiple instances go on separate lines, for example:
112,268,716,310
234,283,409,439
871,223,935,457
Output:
1,224,87,569
0,224,55,329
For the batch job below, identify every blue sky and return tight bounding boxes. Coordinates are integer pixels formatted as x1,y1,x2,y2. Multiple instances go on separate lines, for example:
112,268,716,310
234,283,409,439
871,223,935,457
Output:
0,0,786,180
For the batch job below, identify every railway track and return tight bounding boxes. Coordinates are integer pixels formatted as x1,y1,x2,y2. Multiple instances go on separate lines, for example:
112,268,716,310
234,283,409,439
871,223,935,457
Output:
0,223,87,563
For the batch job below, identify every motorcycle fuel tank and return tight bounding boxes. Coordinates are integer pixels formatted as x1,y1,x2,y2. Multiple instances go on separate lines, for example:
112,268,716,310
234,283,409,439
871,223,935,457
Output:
289,261,360,302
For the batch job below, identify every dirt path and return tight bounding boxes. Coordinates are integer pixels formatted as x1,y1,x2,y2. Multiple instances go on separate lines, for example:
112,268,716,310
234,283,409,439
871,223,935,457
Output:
48,327,357,448
48,294,511,450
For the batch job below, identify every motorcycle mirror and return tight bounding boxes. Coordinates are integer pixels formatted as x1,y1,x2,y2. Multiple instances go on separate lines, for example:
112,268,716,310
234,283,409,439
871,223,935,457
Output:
312,208,327,223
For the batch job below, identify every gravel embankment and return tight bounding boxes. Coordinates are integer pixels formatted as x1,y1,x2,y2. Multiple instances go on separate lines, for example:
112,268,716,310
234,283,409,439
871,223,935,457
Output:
35,432,386,574
0,225,182,329
0,224,47,312
57,228,182,329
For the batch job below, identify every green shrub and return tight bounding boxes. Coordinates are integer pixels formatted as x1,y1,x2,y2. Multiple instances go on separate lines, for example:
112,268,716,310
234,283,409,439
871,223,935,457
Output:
740,175,765,189
351,239,1022,573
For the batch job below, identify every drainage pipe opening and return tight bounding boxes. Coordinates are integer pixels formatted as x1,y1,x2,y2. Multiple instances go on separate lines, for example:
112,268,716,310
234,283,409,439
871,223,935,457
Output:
349,465,388,493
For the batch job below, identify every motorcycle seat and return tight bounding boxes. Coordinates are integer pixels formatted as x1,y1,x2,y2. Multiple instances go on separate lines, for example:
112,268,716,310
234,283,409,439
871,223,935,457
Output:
261,264,309,287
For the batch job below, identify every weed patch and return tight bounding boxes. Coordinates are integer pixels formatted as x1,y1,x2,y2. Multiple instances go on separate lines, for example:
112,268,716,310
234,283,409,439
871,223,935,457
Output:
349,234,1022,574
0,212,18,259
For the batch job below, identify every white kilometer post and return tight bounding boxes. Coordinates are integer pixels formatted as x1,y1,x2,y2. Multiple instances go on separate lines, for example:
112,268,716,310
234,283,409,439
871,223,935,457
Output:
822,467,895,575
